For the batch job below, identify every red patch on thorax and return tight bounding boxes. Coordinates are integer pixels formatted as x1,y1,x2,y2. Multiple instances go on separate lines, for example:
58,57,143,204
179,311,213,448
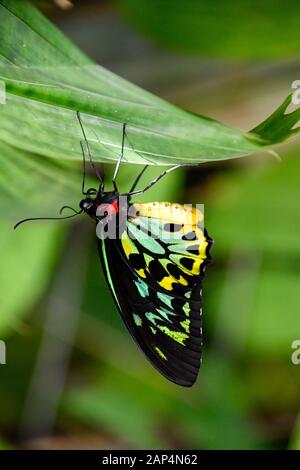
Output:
102,199,119,216
96,198,119,221
110,199,119,214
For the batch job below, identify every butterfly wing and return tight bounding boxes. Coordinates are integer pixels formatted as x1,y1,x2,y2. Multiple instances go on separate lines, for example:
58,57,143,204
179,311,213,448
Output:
98,201,213,387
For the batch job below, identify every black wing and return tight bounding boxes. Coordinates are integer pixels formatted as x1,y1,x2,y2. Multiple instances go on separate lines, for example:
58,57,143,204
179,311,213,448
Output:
97,201,212,386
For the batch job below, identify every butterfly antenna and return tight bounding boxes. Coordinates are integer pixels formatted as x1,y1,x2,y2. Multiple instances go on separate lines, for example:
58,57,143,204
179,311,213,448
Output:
59,205,81,215
112,123,127,192
14,210,83,230
76,111,104,191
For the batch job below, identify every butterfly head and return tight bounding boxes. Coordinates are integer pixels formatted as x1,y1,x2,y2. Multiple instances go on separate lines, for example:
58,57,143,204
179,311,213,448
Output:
79,197,94,213
79,187,98,217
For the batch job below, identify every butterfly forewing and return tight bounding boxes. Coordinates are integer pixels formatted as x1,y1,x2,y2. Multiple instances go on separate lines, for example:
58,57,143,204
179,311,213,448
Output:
98,201,213,386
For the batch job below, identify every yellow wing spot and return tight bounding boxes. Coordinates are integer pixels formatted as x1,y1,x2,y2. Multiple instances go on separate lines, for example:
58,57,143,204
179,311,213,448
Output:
136,268,146,278
155,347,167,360
159,276,174,291
178,275,188,286
199,240,209,259
122,238,133,256
158,273,188,291
121,232,138,259
190,258,201,275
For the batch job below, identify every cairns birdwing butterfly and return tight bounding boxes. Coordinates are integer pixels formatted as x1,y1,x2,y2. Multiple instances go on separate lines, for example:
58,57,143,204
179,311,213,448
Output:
15,112,213,386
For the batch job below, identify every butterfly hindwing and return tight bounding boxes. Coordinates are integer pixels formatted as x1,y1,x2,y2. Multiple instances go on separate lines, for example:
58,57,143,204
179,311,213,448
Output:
98,201,213,386
125,202,211,289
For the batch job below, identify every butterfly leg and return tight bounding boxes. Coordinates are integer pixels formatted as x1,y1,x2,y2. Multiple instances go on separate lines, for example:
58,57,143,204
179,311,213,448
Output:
129,164,149,193
122,164,193,196
79,140,87,195
112,123,127,192
76,111,104,191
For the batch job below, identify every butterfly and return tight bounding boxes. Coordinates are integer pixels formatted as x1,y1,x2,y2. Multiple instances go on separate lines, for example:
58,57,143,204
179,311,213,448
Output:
15,112,213,387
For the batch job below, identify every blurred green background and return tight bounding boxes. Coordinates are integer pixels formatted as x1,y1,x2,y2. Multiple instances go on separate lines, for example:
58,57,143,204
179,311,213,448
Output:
0,0,300,450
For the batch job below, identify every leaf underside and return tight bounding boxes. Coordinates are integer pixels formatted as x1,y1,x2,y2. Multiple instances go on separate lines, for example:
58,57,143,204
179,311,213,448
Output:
0,0,299,167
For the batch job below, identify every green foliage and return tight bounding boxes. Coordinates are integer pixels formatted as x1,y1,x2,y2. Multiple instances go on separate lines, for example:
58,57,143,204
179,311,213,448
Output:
204,148,300,355
63,381,163,449
251,95,300,143
117,0,300,59
0,141,81,218
0,222,62,335
0,0,299,452
0,0,299,170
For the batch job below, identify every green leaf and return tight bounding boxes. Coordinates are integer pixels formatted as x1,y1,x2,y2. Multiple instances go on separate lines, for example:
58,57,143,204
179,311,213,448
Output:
117,0,300,60
0,141,82,218
251,95,300,143
0,0,299,168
